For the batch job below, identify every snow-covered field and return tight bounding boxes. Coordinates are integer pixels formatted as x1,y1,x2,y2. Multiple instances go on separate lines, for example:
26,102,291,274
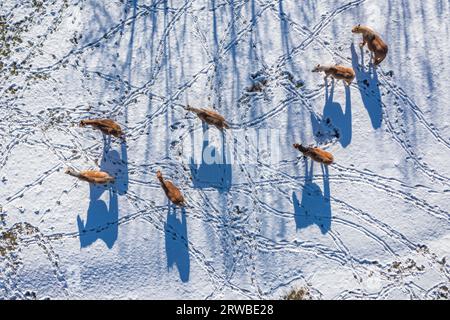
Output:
1,0,449,300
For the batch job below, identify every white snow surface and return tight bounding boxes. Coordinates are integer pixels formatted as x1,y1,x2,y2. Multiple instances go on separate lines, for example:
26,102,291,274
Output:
0,0,449,300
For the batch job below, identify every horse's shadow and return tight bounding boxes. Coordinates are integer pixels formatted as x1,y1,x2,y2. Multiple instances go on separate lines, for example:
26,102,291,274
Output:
189,124,232,191
311,78,352,147
165,204,190,283
351,43,383,129
77,136,128,249
293,160,331,234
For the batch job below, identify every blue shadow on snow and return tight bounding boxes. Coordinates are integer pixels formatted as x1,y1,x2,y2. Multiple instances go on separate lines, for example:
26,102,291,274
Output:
351,43,383,129
293,160,331,234
322,79,353,148
165,204,190,283
189,124,232,191
77,137,128,249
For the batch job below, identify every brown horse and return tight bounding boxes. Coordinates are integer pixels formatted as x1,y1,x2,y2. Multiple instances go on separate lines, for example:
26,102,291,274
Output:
186,106,230,130
312,64,356,86
79,119,124,138
352,25,388,65
293,144,334,166
65,168,115,184
156,170,186,207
